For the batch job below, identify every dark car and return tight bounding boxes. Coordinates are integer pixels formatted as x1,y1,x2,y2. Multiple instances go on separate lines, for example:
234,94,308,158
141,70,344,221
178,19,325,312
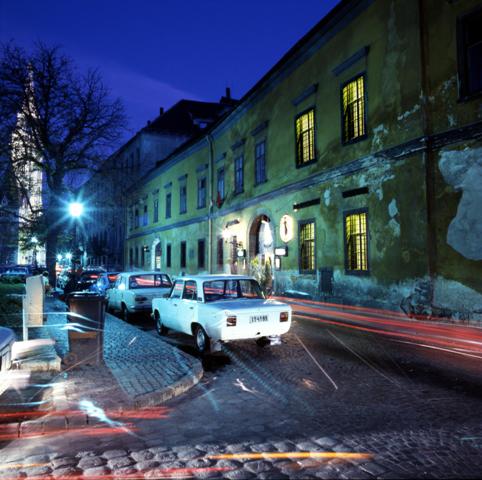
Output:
89,272,120,296
75,270,105,292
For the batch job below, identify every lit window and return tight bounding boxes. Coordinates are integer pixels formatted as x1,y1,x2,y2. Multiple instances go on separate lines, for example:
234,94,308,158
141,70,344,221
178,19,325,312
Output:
295,109,316,166
345,211,368,272
457,7,482,98
299,221,315,273
234,155,244,194
342,75,366,143
255,140,267,184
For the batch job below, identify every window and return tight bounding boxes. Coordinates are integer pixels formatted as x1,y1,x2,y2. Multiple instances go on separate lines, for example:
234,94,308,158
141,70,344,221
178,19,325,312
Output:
135,246,139,266
217,237,224,269
217,168,225,206
342,75,366,143
129,248,133,267
129,274,172,289
197,177,206,209
198,239,205,269
166,244,172,268
141,245,145,266
153,198,159,223
344,210,369,273
295,109,316,166
166,192,171,219
180,184,187,214
255,140,267,184
134,208,139,228
183,281,197,300
180,241,186,269
143,204,148,226
457,7,482,98
234,155,244,194
299,220,315,273
170,280,183,299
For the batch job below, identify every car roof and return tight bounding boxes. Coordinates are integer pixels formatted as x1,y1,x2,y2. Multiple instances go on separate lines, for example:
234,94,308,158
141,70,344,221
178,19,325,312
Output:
120,271,169,276
177,274,255,282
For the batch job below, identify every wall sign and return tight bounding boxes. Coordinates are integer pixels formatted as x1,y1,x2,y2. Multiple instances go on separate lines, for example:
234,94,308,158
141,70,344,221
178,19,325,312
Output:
279,215,294,243
274,246,288,257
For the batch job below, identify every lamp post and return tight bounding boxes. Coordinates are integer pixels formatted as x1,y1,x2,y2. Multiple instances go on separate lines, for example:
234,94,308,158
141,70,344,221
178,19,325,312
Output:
68,201,84,270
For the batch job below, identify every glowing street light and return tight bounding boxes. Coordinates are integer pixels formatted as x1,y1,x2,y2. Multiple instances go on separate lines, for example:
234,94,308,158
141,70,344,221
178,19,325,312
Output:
68,202,84,218
56,254,63,262
66,252,72,261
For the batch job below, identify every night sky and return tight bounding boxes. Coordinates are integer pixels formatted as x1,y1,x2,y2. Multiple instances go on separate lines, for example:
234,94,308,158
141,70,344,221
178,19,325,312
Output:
0,0,340,139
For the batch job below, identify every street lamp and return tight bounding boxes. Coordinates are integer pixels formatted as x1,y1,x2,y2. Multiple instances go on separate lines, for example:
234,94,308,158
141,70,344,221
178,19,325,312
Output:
68,202,84,218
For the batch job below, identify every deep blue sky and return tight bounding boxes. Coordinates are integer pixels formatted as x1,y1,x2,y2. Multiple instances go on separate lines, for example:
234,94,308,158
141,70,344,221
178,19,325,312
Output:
0,0,340,138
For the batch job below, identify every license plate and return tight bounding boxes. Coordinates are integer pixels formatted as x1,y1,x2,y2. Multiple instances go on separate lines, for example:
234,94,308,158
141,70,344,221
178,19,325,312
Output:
249,315,268,324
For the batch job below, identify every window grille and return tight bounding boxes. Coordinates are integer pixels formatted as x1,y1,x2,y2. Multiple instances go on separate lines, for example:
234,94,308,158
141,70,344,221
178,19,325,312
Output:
299,221,315,273
295,109,315,166
342,75,366,143
345,211,368,272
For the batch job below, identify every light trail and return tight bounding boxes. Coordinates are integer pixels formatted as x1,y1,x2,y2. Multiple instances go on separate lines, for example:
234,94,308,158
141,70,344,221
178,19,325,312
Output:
328,330,400,386
294,333,338,390
208,451,373,460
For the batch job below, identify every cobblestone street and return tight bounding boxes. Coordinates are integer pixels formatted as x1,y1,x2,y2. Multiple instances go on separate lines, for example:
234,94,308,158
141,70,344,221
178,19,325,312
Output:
1,314,482,478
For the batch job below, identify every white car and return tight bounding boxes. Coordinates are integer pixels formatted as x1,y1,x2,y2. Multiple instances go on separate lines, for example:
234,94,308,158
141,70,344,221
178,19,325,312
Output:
107,271,172,322
151,274,292,354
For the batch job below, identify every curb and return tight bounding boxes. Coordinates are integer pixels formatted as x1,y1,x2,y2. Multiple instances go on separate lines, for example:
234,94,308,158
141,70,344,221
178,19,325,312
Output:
132,361,203,408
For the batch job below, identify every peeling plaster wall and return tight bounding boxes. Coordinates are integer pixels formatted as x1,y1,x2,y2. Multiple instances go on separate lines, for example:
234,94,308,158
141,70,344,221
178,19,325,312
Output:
438,147,482,261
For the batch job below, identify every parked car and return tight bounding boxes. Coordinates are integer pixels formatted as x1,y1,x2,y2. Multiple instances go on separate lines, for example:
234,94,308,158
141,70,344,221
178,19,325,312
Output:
75,270,105,292
0,265,32,283
90,272,120,296
106,271,172,321
151,274,292,354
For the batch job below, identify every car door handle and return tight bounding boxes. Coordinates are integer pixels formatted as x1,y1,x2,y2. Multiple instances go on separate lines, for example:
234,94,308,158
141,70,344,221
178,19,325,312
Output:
189,306,194,310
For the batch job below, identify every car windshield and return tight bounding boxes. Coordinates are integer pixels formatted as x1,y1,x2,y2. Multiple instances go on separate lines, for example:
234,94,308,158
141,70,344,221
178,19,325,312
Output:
203,279,264,302
129,274,171,289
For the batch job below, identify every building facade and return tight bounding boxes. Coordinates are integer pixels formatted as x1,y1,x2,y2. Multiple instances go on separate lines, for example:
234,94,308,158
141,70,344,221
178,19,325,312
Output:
126,0,482,322
81,97,236,269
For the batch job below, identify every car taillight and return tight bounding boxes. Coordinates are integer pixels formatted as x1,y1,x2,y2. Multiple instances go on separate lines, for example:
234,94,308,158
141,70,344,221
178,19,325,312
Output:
135,296,148,302
226,316,237,327
280,312,289,322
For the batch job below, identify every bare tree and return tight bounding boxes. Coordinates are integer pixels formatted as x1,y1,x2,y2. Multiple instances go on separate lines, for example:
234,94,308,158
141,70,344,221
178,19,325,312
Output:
0,42,126,282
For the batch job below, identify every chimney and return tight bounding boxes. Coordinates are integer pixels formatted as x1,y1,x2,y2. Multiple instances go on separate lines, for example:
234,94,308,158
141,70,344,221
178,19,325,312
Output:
159,107,164,116
225,87,231,99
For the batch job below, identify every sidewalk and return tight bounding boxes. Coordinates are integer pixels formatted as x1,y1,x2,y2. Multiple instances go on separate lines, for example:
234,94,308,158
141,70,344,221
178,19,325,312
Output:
0,297,203,441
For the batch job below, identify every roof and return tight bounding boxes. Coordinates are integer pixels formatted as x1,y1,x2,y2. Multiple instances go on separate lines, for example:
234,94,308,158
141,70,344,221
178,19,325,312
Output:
178,274,255,282
144,99,233,137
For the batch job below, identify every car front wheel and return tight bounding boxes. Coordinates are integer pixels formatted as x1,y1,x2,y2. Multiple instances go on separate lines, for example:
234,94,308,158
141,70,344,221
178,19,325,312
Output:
194,325,210,355
121,304,131,323
154,311,168,336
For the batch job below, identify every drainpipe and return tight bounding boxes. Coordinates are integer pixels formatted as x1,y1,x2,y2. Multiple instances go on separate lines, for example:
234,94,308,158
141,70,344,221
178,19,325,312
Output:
418,0,435,307
206,133,215,273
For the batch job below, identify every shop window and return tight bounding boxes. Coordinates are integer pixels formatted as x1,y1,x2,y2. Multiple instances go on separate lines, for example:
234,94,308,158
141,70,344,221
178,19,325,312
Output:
234,155,244,194
180,241,186,269
217,237,224,269
457,7,482,98
344,210,369,273
299,220,315,273
295,109,316,166
255,140,267,184
342,75,366,143
198,239,205,269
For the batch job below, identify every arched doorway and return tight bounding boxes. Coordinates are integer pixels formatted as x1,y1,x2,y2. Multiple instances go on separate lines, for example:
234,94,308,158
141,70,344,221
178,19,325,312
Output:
152,239,162,270
248,215,274,292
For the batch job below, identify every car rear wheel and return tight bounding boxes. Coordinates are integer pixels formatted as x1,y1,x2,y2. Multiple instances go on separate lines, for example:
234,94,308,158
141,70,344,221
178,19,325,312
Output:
155,311,168,336
121,304,131,323
256,337,270,347
194,325,210,355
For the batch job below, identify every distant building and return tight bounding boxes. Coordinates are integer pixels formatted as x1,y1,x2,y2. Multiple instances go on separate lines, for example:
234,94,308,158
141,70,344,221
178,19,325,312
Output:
125,0,482,322
81,96,236,269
